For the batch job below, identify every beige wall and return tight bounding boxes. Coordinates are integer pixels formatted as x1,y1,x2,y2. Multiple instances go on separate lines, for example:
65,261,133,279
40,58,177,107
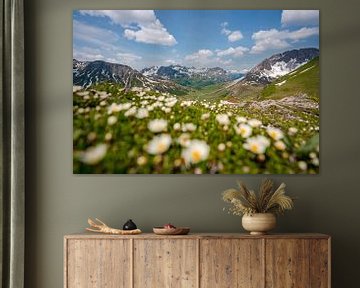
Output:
24,0,360,287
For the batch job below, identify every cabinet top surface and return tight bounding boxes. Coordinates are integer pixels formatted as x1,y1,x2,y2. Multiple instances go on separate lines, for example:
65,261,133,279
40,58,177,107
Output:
64,232,330,240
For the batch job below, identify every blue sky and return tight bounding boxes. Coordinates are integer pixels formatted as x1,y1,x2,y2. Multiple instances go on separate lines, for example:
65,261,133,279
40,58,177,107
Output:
73,10,319,72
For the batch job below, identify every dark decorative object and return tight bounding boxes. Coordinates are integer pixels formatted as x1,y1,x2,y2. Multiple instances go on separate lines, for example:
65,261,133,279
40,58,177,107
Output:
123,219,137,230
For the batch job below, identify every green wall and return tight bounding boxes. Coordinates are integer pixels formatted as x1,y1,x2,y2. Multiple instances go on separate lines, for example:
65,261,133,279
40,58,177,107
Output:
25,0,360,287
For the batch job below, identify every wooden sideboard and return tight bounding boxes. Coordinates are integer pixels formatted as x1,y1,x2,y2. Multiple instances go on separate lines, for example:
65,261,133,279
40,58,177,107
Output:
64,233,330,288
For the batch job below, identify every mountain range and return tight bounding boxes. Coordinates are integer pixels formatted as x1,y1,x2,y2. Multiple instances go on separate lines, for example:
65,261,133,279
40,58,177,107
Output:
73,59,189,94
243,48,319,84
73,47,319,96
141,65,242,88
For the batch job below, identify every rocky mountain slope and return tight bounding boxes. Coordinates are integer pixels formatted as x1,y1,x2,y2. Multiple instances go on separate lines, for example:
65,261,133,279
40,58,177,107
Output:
243,48,319,84
73,59,189,94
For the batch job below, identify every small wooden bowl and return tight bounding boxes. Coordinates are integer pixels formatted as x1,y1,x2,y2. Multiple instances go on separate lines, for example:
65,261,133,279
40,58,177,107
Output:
153,227,190,235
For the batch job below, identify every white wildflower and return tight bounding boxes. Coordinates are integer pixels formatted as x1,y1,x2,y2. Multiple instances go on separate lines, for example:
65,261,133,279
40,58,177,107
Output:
243,135,270,154
248,119,262,128
182,140,210,165
218,143,226,152
235,123,252,138
177,133,191,147
165,100,177,107
274,140,286,151
107,103,121,114
216,114,230,126
107,116,117,126
73,86,82,93
201,113,210,120
311,158,319,166
173,123,181,131
136,108,149,119
87,132,96,142
76,91,89,97
146,134,172,155
104,132,112,141
298,161,308,171
236,116,247,123
309,152,317,159
79,144,107,165
182,123,197,132
164,107,171,113
242,166,250,173
137,156,148,166
288,127,298,136
148,119,168,133
124,107,137,117
98,91,108,99
120,103,132,111
267,127,284,140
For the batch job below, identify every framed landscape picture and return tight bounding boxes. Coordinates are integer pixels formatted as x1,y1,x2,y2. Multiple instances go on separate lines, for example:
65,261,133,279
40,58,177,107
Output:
73,10,320,174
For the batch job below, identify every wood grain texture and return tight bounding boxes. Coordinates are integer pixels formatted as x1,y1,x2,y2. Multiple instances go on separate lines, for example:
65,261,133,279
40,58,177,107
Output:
265,239,310,288
310,239,330,288
133,239,197,288
200,239,264,288
66,239,131,288
64,234,330,288
65,233,330,240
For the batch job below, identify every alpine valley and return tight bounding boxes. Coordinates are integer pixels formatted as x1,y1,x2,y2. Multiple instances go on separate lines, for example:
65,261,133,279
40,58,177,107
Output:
73,48,319,102
73,47,320,174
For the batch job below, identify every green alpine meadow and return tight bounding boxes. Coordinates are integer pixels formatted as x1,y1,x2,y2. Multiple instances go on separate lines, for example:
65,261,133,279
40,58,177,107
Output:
73,10,320,174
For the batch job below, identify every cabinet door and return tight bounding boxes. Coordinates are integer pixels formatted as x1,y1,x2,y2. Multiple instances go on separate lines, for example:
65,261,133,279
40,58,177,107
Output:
66,239,131,288
265,239,314,288
134,239,198,288
200,239,264,288
309,239,330,288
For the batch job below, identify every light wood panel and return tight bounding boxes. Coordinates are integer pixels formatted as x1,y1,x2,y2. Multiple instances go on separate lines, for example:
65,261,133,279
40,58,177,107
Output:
200,239,264,288
133,239,198,288
64,234,331,288
65,233,330,240
66,239,131,288
265,239,310,288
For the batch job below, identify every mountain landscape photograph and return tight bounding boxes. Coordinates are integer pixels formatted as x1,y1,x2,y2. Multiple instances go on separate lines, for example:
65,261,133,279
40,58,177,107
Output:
73,10,320,174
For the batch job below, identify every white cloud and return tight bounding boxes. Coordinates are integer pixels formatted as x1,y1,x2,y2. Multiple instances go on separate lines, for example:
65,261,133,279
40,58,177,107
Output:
215,57,233,66
73,21,142,65
250,27,319,54
220,22,243,42
73,46,142,66
116,53,142,65
79,10,177,46
165,59,177,65
185,49,213,61
73,50,105,62
221,22,231,36
185,49,235,67
123,21,177,46
228,31,243,42
281,10,319,27
217,46,249,57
